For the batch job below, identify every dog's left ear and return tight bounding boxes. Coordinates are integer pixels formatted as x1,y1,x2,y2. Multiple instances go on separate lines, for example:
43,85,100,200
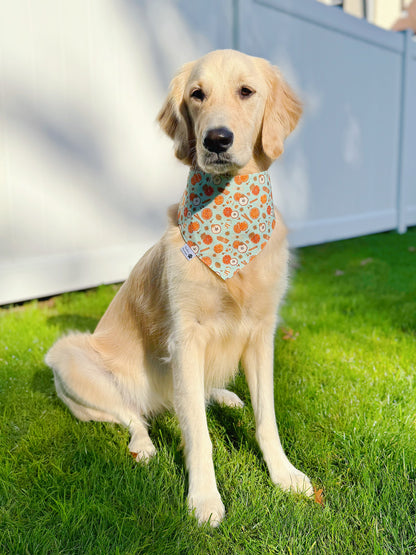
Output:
260,62,302,160
157,61,195,165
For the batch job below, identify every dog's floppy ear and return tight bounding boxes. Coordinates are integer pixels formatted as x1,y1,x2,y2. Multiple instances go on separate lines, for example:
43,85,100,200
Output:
260,62,302,160
157,61,195,165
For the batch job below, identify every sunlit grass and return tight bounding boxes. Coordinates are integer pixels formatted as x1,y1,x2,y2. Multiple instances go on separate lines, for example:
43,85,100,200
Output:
1,228,415,554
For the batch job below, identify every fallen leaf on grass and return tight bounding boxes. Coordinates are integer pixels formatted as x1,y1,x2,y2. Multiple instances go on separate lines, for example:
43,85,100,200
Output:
409,246,415,253
281,328,299,341
334,269,345,276
314,487,325,507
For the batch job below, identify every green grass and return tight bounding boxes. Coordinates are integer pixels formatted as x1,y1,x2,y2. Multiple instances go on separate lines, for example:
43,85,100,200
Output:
1,228,416,554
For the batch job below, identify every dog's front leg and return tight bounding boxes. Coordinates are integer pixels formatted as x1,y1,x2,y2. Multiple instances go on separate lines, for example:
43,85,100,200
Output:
172,329,225,527
242,329,313,496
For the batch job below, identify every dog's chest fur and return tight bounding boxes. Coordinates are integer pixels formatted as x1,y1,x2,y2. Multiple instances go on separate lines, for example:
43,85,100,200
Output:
162,205,289,388
93,204,289,398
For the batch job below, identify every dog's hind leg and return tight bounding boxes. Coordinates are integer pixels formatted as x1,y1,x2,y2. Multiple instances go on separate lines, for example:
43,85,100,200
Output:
210,388,244,408
46,333,156,461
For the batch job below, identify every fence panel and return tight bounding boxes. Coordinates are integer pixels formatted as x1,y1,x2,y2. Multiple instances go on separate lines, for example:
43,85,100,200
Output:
0,0,233,304
239,0,408,247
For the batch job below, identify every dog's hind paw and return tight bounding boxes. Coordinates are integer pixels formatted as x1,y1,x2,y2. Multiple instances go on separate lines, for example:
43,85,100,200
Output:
210,388,244,408
129,438,157,463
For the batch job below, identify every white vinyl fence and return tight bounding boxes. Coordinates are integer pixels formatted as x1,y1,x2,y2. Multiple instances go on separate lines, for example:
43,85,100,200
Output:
239,0,416,245
0,0,415,305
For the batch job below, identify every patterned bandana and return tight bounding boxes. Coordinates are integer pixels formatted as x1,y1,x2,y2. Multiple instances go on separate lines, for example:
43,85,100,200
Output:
178,169,276,280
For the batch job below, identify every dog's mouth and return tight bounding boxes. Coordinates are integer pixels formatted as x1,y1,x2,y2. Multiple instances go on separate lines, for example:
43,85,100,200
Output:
199,152,241,175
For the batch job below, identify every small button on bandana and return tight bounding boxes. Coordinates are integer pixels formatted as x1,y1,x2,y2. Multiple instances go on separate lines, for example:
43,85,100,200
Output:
178,170,276,279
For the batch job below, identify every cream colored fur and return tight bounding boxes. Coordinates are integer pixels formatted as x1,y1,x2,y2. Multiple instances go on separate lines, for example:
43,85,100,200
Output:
45,49,312,527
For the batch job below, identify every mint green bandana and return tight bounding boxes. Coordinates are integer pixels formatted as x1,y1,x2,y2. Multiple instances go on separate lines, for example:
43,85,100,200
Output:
178,170,276,280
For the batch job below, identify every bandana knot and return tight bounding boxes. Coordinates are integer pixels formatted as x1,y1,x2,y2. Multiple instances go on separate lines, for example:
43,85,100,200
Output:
178,170,276,279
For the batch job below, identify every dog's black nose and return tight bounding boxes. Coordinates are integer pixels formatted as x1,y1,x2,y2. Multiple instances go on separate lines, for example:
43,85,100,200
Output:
203,127,234,153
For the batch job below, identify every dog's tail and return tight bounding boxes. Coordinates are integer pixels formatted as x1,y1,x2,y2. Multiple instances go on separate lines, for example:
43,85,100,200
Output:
45,331,93,370
45,332,120,423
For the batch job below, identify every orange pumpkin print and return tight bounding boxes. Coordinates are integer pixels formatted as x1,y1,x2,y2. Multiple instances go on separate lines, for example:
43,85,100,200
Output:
261,194,267,204
249,233,260,244
202,208,212,220
250,207,260,219
234,221,248,233
188,221,199,233
223,254,231,264
223,206,232,217
235,175,249,184
201,256,212,266
214,195,224,205
214,244,223,254
191,173,202,185
201,233,213,244
250,184,260,195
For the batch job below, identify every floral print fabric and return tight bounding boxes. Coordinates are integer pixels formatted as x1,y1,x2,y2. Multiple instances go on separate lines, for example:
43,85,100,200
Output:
178,170,276,279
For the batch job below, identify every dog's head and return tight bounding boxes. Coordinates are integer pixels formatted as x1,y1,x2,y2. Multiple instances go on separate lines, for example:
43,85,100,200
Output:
158,49,302,175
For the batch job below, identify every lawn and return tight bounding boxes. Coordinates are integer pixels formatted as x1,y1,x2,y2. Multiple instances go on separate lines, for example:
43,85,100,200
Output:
1,228,415,554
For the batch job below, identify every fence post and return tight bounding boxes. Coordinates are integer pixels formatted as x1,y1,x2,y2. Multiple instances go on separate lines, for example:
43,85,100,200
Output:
232,0,240,50
396,29,413,234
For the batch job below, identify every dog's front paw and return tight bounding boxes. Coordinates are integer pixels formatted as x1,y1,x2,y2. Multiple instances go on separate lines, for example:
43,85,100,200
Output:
272,465,314,497
188,491,225,527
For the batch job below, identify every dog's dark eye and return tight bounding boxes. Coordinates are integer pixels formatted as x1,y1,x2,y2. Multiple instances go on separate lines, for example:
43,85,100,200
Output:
190,88,205,101
240,86,255,98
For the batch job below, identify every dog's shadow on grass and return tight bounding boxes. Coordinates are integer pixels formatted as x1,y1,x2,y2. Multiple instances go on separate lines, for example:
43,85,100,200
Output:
148,388,260,475
47,314,99,333
149,414,185,473
32,367,56,397
208,402,259,454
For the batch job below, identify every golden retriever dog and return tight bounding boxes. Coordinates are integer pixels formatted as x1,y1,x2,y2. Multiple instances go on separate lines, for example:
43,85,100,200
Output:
46,49,313,526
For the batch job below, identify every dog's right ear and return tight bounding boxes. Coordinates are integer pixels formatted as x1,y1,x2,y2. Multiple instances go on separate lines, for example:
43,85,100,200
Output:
157,61,195,165
260,62,302,161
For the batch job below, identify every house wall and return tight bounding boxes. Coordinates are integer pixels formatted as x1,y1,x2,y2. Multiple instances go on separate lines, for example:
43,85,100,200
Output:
317,0,405,29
